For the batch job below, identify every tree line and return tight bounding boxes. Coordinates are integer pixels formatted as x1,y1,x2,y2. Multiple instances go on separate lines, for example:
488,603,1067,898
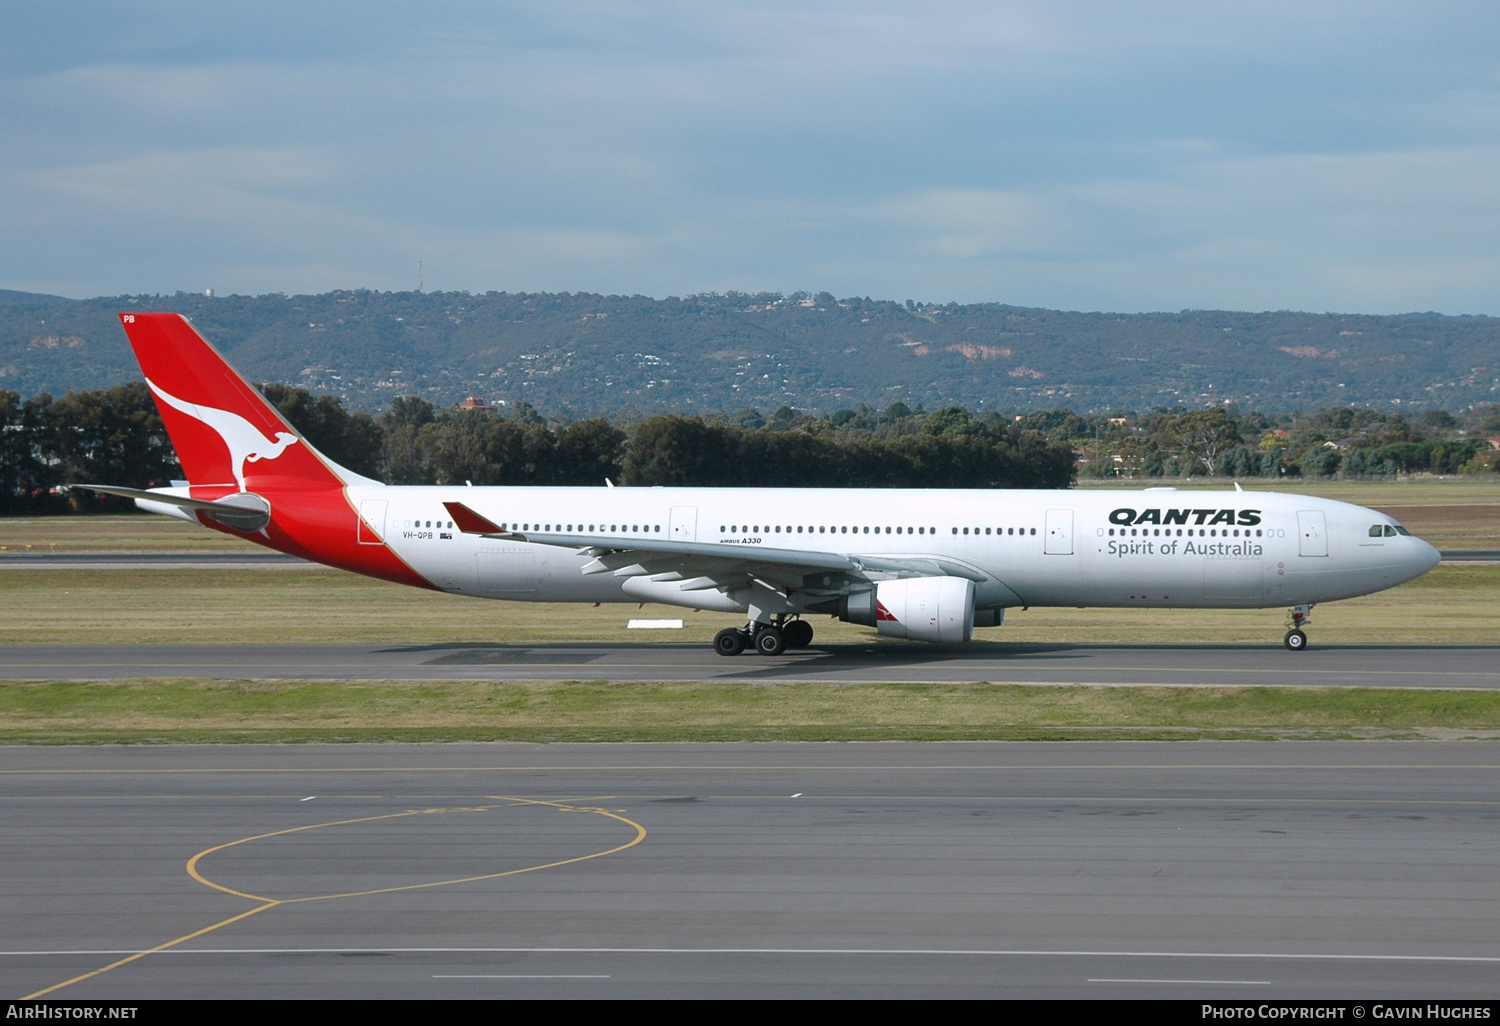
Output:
5,382,1496,515
0,386,1079,514
1065,404,1497,481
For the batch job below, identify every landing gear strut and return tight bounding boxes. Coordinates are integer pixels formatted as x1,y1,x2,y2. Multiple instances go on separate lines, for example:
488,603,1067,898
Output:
713,616,813,657
1283,604,1312,651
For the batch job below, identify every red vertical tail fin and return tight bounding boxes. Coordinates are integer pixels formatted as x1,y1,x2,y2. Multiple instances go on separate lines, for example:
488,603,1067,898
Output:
118,312,346,494
117,312,429,588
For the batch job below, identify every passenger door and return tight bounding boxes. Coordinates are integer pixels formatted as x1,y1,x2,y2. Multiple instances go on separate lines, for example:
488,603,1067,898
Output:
357,499,387,544
1044,508,1074,555
1297,510,1328,557
669,506,698,544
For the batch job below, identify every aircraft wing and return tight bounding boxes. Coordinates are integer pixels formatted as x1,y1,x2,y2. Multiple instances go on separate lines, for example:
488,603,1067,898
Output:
443,500,987,596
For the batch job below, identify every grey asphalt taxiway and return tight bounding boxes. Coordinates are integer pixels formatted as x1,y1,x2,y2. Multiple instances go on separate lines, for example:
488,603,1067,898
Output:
5,640,1500,688
2,741,1497,999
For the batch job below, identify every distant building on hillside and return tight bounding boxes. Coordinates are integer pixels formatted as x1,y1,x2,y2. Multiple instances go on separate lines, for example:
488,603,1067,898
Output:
459,396,491,411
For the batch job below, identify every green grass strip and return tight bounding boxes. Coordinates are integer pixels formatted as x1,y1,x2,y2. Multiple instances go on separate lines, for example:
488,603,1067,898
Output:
3,679,1500,744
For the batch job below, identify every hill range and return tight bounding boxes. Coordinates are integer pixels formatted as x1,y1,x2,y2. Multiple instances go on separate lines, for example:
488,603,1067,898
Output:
2,288,1496,416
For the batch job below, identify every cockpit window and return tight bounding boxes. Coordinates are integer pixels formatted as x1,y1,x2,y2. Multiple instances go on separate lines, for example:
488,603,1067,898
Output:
1369,525,1383,537
1393,525,1411,536
1383,525,1399,537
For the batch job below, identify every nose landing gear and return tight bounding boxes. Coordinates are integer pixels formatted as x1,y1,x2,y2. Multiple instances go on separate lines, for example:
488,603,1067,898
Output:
1283,605,1312,651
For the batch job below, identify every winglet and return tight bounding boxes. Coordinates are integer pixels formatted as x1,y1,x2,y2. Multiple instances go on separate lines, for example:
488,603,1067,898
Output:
444,501,507,535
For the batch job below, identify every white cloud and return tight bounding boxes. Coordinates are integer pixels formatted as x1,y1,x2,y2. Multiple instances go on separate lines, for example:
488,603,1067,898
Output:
837,145,1500,311
3,2,1500,311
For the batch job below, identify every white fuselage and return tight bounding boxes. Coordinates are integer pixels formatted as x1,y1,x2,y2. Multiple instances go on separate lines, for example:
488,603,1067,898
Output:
346,485,1440,615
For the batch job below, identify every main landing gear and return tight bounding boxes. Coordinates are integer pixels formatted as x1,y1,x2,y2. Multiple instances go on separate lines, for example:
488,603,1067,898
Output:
714,616,814,657
1283,604,1312,651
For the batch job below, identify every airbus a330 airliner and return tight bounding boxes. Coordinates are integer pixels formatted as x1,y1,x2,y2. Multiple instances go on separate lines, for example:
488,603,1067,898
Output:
82,313,1441,654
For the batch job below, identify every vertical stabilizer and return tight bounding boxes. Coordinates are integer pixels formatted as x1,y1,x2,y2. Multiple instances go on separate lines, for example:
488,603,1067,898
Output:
116,312,431,588
117,312,345,493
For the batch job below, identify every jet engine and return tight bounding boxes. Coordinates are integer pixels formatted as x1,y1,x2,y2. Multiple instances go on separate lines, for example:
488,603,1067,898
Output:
839,577,975,643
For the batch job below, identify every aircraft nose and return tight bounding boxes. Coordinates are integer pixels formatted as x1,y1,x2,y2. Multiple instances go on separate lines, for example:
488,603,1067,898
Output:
1413,537,1441,575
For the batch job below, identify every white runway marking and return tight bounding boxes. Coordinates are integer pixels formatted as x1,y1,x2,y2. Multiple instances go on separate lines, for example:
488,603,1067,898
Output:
435,975,610,980
1089,978,1271,985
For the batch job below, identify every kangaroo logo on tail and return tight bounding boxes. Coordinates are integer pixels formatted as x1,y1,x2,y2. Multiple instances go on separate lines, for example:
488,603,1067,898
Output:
146,377,299,490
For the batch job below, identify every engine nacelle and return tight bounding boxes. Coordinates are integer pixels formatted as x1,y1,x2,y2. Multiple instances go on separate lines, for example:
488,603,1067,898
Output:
840,577,975,643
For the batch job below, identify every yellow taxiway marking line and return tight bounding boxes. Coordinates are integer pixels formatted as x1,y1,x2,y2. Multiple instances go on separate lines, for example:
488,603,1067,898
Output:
22,796,646,1000
21,902,280,1000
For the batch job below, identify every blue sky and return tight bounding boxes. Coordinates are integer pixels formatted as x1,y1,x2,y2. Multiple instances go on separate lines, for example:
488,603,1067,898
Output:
3,1,1499,312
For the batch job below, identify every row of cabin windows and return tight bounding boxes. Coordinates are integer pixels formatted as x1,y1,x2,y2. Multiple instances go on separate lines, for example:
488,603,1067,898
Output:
397,521,1316,542
723,525,937,535
718,525,1040,537
1110,527,1262,538
406,520,1416,543
442,520,1042,538
502,523,660,533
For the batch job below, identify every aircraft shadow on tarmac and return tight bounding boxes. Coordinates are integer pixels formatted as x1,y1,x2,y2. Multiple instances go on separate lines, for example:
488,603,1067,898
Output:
385,640,1084,666
379,640,1500,672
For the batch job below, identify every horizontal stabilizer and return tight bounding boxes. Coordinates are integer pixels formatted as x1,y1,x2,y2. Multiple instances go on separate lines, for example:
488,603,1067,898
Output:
72,485,272,533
